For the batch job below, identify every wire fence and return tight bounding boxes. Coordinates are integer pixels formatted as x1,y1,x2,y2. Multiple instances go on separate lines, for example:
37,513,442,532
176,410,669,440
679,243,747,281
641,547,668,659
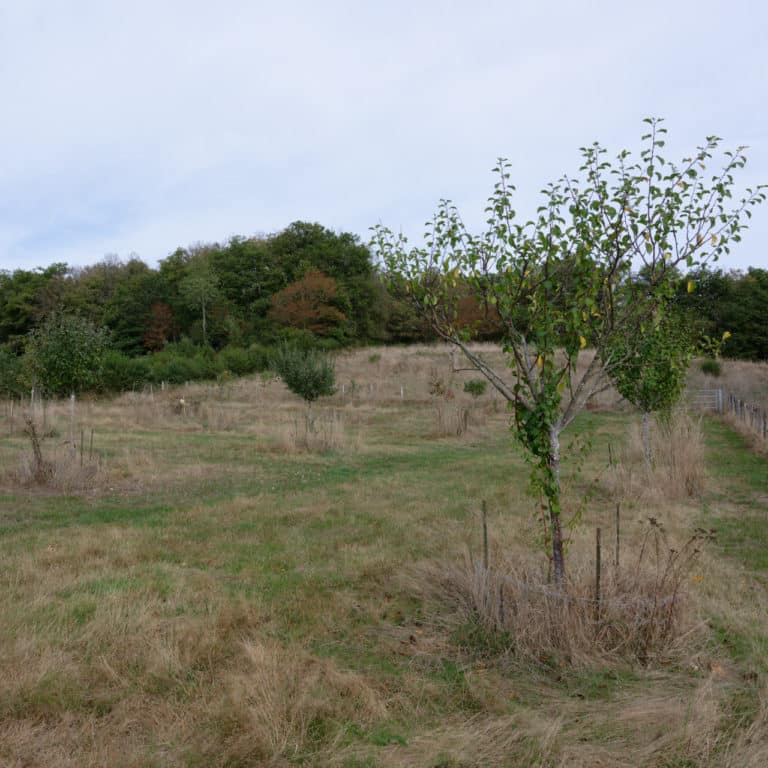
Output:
692,387,767,441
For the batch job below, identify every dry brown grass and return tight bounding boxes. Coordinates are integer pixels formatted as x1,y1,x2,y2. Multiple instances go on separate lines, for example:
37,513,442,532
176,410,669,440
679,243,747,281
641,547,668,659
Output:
604,408,707,503
217,640,387,765
417,518,706,668
8,414,104,493
688,357,768,412
722,687,768,767
721,413,768,455
15,451,103,492
331,712,558,768
271,409,349,453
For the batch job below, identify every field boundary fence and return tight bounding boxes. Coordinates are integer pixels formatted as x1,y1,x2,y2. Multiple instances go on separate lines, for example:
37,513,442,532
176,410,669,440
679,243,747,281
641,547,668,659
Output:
692,387,768,442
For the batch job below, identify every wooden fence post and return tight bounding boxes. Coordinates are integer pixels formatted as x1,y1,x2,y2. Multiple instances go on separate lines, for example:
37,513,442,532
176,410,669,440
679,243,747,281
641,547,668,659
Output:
595,527,602,624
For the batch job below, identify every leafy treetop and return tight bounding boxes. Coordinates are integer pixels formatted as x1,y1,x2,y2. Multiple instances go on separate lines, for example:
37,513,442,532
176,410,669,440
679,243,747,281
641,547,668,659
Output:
25,314,110,397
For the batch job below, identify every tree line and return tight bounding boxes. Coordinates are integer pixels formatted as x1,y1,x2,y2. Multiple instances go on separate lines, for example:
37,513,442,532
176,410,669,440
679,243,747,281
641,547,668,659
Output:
0,222,426,396
0,220,766,399
0,221,426,355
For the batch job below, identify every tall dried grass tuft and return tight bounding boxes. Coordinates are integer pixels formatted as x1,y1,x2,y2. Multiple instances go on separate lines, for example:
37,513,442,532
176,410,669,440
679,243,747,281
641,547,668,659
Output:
433,398,470,438
200,402,241,431
428,367,472,438
723,687,768,767
333,713,556,768
422,519,709,667
272,409,347,453
216,640,386,764
605,409,706,502
13,415,102,492
655,410,707,498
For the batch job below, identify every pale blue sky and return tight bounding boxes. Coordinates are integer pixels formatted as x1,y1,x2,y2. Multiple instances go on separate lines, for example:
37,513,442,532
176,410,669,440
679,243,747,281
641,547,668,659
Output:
1,0,766,272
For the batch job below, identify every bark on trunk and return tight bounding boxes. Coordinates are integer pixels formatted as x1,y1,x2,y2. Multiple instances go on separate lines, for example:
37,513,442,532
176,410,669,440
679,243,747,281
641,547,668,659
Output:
548,426,566,585
306,400,313,435
201,302,207,345
642,410,651,471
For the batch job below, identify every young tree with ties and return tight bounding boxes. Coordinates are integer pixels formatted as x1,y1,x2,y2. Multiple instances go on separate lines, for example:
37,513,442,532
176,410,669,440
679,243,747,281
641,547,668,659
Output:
373,120,765,584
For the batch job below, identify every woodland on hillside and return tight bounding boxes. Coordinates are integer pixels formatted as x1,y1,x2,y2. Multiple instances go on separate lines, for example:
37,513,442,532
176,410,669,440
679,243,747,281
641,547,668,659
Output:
0,219,766,397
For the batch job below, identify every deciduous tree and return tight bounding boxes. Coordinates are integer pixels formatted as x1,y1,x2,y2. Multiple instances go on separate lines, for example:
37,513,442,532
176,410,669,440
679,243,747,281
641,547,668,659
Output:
373,120,765,583
608,309,695,468
268,269,347,337
25,314,109,454
143,302,175,351
180,250,220,345
271,344,336,433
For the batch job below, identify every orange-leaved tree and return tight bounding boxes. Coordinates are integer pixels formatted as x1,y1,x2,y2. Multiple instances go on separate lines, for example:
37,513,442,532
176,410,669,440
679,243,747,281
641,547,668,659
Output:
144,302,175,351
268,269,347,337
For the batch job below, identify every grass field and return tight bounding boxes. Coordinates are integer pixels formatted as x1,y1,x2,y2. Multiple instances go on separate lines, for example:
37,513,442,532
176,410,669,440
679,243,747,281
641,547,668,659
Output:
1,345,766,767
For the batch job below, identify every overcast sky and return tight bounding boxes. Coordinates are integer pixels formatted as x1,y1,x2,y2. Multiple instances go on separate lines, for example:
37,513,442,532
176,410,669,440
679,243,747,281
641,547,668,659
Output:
1,0,766,273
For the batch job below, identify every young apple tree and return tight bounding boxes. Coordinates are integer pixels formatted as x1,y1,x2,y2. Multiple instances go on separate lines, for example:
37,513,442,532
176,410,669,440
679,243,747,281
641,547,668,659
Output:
271,344,336,434
607,306,695,469
25,314,109,456
372,120,764,584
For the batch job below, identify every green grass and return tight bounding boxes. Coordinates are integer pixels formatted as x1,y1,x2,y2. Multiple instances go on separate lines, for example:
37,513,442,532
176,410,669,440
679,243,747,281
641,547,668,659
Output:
702,420,768,574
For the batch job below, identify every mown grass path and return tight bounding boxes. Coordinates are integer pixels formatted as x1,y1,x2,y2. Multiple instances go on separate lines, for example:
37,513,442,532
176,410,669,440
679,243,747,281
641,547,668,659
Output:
703,420,768,574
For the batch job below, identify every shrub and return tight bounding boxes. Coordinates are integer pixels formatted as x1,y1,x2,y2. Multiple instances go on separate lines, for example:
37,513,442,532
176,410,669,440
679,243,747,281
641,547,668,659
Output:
271,345,336,405
463,379,487,398
247,345,272,371
0,346,23,397
163,338,200,359
276,328,317,352
700,358,722,377
193,344,222,379
101,351,150,392
25,314,109,396
313,334,345,352
218,345,270,376
149,354,206,385
144,342,223,385
218,346,252,376
99,342,273,393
